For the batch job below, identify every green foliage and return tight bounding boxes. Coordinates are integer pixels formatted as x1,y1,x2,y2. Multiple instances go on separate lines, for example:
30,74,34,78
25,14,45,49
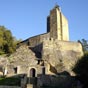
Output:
78,39,88,52
0,26,19,55
73,52,88,87
73,53,88,75
0,77,21,86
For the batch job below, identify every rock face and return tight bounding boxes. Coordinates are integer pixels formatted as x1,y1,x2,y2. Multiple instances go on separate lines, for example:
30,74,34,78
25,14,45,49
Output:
42,39,83,75
9,45,37,66
7,45,39,75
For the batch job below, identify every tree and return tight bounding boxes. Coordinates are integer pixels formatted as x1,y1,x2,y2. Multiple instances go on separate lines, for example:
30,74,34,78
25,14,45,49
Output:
0,26,19,55
73,52,88,88
0,26,5,54
78,39,88,52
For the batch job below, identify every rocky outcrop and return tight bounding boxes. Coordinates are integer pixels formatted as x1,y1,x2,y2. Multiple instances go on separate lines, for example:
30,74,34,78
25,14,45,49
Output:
8,45,37,67
42,39,83,75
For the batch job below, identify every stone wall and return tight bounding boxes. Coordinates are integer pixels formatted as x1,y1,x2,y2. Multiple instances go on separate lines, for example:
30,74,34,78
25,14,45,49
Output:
8,45,37,75
0,86,21,88
61,13,69,41
7,45,45,77
18,33,50,48
42,39,83,75
50,7,58,40
28,65,44,77
48,5,69,41
29,33,50,47
37,75,80,88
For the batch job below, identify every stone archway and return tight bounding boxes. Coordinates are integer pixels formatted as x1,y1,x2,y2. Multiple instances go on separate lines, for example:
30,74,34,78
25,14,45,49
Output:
30,68,36,77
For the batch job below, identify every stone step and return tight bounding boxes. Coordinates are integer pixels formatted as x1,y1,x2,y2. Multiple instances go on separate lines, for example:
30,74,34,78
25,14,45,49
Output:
27,84,33,88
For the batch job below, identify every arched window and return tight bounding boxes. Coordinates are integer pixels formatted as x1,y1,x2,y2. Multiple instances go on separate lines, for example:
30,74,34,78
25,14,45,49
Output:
30,68,36,77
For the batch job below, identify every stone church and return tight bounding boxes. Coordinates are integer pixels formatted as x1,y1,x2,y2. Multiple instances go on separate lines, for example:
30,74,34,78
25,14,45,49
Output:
1,5,83,81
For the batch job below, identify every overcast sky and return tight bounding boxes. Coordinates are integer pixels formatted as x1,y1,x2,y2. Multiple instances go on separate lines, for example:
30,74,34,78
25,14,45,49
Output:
0,0,88,41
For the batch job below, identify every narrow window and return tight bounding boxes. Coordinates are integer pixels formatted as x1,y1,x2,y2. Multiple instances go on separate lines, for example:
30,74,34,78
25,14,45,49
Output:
14,67,17,74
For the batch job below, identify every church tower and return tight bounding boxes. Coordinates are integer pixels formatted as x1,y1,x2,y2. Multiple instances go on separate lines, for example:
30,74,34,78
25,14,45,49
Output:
47,5,69,41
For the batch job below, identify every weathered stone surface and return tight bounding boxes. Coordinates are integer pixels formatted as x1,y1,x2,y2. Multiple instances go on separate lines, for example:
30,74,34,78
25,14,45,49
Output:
5,39,83,76
0,56,9,75
5,45,39,75
0,56,9,66
37,75,80,88
9,45,37,67
42,40,83,75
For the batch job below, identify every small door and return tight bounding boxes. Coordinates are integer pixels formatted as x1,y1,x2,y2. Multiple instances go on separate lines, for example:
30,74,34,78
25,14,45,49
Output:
30,68,36,77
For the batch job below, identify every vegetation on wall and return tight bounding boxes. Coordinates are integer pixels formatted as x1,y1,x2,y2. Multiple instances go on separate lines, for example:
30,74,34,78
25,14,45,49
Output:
78,39,88,52
0,26,21,55
73,45,88,88
0,77,21,86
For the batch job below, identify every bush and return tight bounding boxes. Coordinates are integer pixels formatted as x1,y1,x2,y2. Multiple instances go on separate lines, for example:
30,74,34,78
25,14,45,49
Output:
0,77,21,86
73,52,88,88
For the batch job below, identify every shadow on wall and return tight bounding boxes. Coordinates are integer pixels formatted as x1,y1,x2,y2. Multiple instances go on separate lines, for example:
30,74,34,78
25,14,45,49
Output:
73,52,88,88
29,43,43,58
0,66,4,76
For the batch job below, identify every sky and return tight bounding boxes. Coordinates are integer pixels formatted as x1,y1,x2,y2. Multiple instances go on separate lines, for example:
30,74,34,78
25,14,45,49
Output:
0,0,88,41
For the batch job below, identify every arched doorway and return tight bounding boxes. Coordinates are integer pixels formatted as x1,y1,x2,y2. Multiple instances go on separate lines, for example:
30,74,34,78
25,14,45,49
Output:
30,68,36,77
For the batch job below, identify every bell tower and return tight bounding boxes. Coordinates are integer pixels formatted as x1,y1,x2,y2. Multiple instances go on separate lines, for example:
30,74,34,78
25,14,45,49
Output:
47,5,69,41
